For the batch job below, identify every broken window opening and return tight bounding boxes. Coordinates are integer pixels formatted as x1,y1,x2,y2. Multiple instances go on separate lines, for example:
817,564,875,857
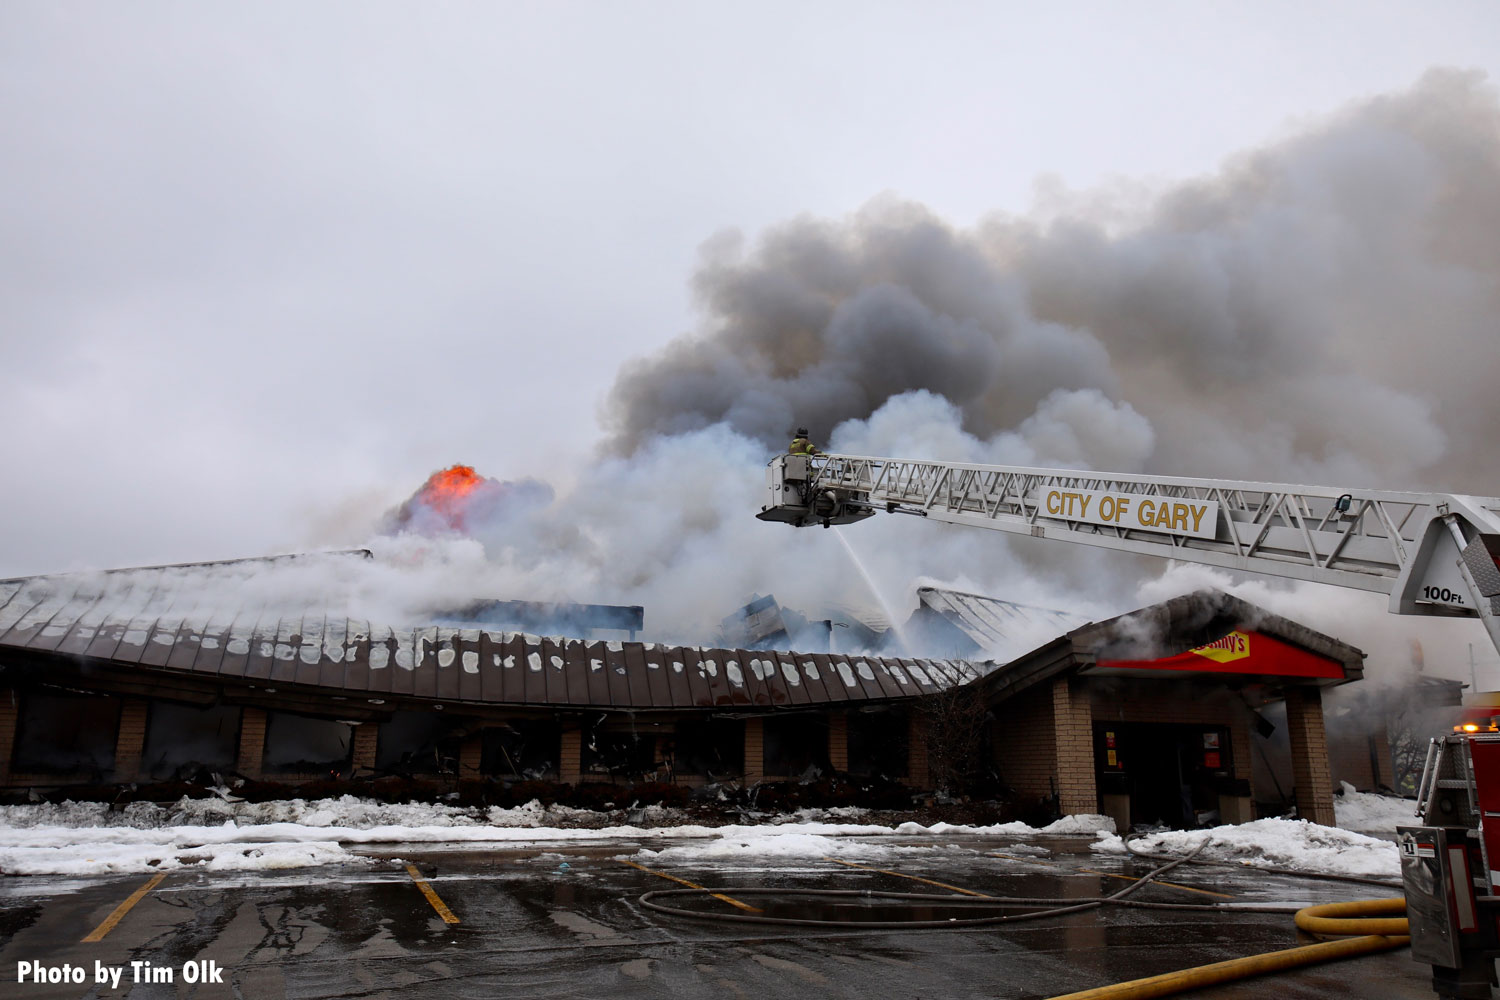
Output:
261,712,352,775
12,692,119,779
375,711,464,776
673,717,745,778
481,721,561,779
848,708,909,778
763,715,830,779
141,702,240,781
581,715,657,778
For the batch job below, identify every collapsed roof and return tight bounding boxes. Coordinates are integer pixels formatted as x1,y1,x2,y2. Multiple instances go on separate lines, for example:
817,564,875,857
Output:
910,586,1087,658
0,554,988,718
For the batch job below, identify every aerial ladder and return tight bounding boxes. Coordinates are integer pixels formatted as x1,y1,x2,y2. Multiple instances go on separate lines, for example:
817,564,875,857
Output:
759,451,1500,998
758,451,1500,657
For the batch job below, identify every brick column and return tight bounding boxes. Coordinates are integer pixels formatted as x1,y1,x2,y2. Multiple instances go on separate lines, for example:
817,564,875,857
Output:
237,707,267,779
559,725,581,784
1052,678,1097,815
828,713,848,772
743,717,764,782
1231,717,1254,782
907,712,930,788
114,697,149,783
0,690,18,784
459,735,483,778
1286,686,1336,826
350,723,379,775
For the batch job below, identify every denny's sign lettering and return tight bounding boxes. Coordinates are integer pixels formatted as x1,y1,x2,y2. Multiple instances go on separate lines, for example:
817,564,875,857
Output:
1038,488,1219,540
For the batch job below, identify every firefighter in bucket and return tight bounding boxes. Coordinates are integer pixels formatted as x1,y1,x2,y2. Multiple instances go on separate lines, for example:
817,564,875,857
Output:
789,427,821,457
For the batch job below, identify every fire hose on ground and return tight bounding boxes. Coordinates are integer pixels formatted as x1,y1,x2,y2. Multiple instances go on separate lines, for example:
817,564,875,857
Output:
1038,840,1409,1000
1045,898,1409,1000
634,837,1409,999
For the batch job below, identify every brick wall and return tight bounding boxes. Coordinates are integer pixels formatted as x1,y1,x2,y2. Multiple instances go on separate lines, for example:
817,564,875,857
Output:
350,723,379,775
0,690,16,784
559,726,581,784
237,707,267,779
113,698,149,783
1285,686,1336,826
907,712,930,789
827,713,848,772
1053,679,1096,815
993,684,1059,801
744,718,764,783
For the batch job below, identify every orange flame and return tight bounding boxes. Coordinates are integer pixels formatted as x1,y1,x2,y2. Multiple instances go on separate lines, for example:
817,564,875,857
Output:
415,464,485,522
387,462,545,536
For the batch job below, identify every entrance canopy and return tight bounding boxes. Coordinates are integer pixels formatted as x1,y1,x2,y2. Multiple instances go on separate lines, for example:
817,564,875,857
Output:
1091,628,1346,682
978,589,1364,706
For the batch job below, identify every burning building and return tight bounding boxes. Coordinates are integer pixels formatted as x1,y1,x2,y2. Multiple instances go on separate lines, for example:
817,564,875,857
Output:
0,545,1387,829
0,551,982,792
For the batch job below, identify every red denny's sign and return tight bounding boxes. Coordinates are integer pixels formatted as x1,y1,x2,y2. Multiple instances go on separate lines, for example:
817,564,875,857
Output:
1097,629,1344,679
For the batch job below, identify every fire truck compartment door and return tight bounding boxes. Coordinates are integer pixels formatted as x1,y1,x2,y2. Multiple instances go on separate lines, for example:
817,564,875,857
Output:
1400,826,1463,968
1465,737,1500,890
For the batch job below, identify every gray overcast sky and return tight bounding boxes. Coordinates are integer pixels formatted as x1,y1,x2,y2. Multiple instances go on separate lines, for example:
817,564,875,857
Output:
4,1,1500,577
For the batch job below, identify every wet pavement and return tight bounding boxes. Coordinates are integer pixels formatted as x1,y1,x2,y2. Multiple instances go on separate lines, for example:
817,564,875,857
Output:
0,834,1434,999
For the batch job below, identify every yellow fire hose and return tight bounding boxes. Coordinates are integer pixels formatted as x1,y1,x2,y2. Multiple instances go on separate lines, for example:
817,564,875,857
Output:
1046,897,1409,1000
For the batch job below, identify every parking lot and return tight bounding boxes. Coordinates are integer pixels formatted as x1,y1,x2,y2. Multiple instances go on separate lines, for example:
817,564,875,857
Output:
0,834,1431,999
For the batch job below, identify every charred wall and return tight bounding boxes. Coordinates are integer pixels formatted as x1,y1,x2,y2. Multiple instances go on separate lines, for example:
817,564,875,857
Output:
11,691,118,781
140,702,240,781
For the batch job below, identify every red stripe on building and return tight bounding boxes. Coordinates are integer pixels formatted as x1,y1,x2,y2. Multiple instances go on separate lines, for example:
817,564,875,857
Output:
1098,630,1345,679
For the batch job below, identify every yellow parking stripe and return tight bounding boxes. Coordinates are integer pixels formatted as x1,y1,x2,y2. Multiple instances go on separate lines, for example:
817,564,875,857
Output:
1077,867,1234,899
406,864,461,924
82,872,167,942
618,859,763,913
825,857,990,897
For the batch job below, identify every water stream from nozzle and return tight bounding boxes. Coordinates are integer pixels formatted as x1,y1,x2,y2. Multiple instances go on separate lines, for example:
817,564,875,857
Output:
832,527,910,654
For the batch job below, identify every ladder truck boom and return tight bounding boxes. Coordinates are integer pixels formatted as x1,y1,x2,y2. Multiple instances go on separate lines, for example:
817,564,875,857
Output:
756,452,1500,995
759,450,1500,997
757,452,1500,657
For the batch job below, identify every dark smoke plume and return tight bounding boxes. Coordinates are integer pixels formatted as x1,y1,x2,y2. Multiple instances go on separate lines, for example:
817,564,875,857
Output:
604,69,1500,495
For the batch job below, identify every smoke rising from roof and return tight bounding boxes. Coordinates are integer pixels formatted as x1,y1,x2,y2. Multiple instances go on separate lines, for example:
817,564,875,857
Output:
330,71,1498,667
604,69,1499,496
540,70,1495,669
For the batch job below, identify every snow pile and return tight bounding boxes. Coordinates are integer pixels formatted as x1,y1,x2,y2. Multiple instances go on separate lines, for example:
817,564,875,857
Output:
785,806,871,823
482,799,669,828
1039,814,1116,835
2,836,359,877
636,831,927,863
880,815,1113,837
1093,818,1399,879
1334,783,1420,834
0,796,677,833
637,816,1114,862
0,799,1117,875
